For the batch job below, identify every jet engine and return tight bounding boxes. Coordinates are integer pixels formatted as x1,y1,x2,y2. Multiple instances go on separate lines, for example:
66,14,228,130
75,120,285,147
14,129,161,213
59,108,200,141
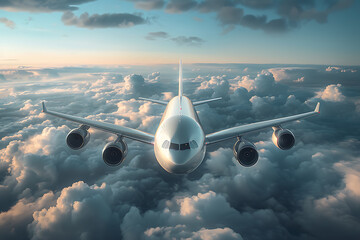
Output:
272,128,295,150
233,139,259,167
102,139,128,166
66,127,90,150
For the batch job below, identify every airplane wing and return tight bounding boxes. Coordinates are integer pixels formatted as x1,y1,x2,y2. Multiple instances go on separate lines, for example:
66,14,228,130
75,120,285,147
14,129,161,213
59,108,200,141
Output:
41,102,154,144
193,97,222,106
139,97,168,105
205,102,320,144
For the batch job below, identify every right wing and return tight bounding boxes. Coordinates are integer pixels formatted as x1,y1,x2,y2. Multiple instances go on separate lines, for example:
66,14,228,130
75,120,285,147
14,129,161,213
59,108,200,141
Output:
139,97,168,105
42,102,154,144
205,103,320,144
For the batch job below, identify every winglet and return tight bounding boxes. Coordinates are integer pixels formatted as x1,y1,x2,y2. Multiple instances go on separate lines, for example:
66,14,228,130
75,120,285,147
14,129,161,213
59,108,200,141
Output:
41,101,47,113
314,102,320,113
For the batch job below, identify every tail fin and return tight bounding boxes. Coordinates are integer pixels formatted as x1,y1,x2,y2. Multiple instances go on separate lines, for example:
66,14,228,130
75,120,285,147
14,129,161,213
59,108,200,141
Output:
179,59,183,98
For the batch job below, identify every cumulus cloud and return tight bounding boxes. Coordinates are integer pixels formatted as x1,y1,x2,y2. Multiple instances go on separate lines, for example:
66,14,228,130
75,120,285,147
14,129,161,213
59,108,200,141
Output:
0,0,94,12
0,17,15,29
61,11,146,29
315,84,345,102
1,63,360,240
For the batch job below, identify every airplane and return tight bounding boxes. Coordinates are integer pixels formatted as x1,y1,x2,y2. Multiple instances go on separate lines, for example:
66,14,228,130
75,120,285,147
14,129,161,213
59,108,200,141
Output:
41,61,320,174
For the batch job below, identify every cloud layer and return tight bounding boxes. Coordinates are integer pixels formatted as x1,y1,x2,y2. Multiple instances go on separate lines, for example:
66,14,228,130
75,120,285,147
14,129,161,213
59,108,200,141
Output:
0,63,360,239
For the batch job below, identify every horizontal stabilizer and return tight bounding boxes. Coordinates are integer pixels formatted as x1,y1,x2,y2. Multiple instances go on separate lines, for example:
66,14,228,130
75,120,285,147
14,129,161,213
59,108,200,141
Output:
193,97,222,106
139,97,168,105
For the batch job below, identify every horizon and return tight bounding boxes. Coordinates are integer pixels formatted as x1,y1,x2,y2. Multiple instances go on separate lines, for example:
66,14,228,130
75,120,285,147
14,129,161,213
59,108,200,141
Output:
1,0,360,67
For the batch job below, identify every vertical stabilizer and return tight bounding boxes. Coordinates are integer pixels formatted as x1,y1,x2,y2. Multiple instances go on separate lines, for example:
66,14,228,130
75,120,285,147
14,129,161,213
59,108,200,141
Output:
179,59,183,98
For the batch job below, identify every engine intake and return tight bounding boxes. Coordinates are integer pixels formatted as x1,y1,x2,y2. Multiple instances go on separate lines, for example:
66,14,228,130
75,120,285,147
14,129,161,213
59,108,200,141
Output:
102,139,128,166
272,128,295,150
233,139,259,167
66,127,90,150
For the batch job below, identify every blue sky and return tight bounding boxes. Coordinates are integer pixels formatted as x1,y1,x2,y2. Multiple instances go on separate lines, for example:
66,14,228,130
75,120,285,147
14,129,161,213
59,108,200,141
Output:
1,0,360,66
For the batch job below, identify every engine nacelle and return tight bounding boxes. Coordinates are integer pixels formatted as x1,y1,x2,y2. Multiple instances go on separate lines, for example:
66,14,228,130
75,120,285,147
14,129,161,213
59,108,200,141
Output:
102,139,128,166
272,128,295,150
66,128,90,150
233,139,259,167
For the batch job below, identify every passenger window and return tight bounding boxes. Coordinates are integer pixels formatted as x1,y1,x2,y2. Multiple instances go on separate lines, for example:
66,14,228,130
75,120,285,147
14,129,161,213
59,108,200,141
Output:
180,143,190,150
162,140,170,149
190,140,198,149
169,142,179,150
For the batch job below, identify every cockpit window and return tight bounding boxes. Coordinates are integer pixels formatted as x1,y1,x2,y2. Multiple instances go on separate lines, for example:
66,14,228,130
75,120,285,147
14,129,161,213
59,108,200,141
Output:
190,140,198,149
169,142,180,150
163,140,198,150
162,140,170,149
180,143,190,150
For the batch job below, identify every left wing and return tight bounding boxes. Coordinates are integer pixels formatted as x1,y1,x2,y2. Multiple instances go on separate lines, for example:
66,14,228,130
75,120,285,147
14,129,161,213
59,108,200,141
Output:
193,97,222,106
41,102,154,144
206,102,320,144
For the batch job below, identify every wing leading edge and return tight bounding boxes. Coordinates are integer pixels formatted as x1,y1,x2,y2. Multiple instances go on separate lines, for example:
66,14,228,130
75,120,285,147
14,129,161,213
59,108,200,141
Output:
205,102,320,144
42,102,154,144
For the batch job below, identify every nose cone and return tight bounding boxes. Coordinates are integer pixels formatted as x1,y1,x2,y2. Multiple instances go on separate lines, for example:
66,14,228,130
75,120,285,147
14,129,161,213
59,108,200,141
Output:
169,151,190,165
154,115,206,174
164,147,205,174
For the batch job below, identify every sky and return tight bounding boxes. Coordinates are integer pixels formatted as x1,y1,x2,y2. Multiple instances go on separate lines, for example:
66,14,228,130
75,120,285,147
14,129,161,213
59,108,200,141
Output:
1,0,360,66
1,1,360,240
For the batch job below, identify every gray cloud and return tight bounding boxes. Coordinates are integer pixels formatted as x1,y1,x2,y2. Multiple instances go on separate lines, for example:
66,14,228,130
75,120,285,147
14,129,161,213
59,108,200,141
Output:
216,6,288,33
171,36,205,46
127,0,354,33
0,63,360,239
61,11,146,29
145,31,169,40
165,0,198,13
237,0,275,9
145,31,205,46
126,0,165,10
0,17,15,29
0,0,94,12
277,0,354,26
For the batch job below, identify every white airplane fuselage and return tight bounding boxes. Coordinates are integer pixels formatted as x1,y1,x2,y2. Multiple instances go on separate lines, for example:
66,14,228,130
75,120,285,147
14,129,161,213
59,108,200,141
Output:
154,96,206,174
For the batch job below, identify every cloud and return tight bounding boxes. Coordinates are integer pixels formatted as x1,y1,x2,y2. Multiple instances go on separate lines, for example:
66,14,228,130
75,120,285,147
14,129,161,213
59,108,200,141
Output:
0,17,15,29
145,31,169,40
216,6,288,33
165,0,198,13
277,0,354,26
0,0,94,12
145,31,204,47
237,0,275,9
61,11,146,29
126,0,165,10
29,181,122,240
171,36,205,46
1,63,360,240
128,0,354,33
217,7,244,25
315,84,345,102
